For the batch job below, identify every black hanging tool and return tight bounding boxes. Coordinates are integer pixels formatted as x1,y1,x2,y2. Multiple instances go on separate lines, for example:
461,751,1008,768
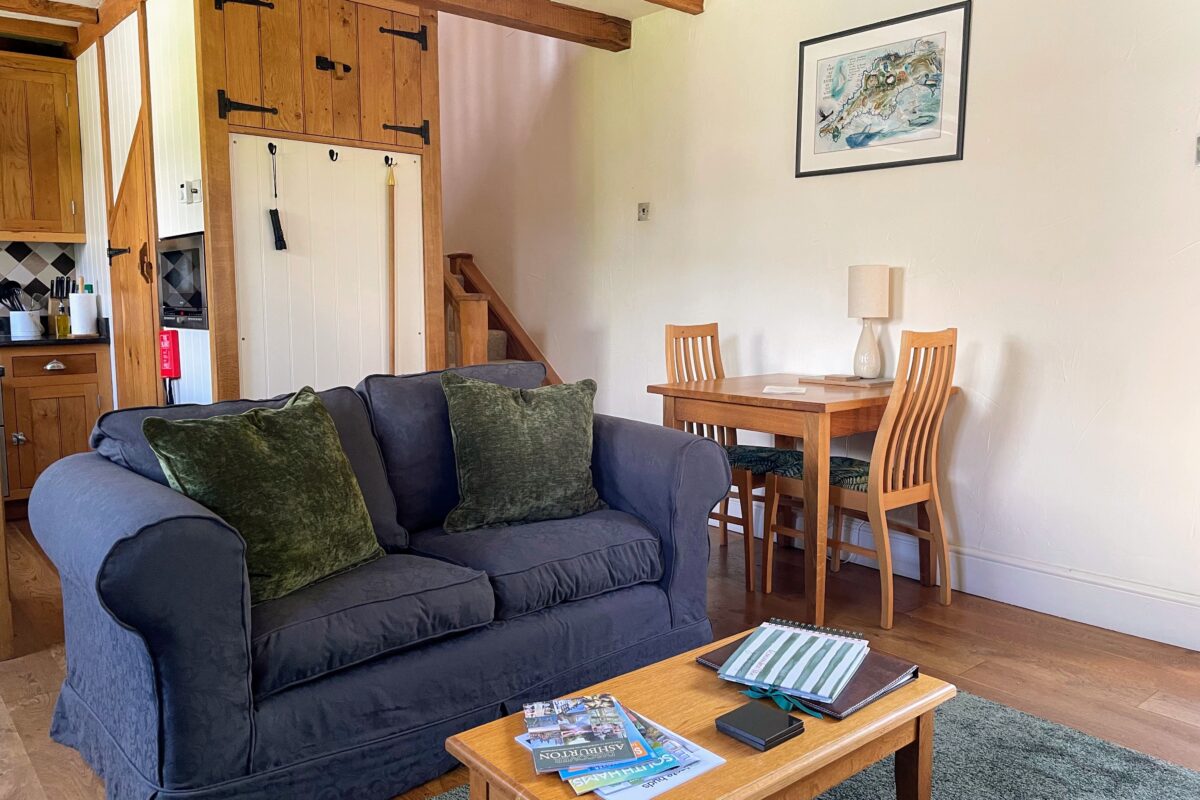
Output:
267,142,287,251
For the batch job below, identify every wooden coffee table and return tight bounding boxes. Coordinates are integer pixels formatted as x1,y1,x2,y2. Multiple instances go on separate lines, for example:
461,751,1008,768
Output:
446,631,956,800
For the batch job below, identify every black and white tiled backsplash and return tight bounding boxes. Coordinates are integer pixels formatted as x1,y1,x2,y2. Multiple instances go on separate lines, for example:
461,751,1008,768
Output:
0,241,78,313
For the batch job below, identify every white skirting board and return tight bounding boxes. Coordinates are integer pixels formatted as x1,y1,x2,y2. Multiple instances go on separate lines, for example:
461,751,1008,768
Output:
726,499,1200,651
229,134,426,399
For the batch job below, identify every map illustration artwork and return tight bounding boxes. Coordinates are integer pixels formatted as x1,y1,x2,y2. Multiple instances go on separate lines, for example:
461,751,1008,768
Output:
814,32,946,153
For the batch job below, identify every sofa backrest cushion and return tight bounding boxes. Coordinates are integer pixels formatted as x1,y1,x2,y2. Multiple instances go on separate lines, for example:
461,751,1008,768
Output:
357,362,548,533
91,387,408,549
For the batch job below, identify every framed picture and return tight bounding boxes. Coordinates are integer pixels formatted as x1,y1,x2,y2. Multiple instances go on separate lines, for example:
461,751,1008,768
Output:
795,1,972,178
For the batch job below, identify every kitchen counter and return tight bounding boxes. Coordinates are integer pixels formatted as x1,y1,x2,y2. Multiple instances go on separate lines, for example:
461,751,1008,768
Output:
0,318,110,348
0,333,110,348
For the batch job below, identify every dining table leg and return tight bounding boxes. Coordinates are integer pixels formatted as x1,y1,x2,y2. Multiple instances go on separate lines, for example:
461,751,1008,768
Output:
801,412,831,626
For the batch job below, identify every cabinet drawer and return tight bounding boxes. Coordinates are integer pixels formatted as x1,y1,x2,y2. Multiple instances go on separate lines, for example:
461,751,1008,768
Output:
9,352,98,378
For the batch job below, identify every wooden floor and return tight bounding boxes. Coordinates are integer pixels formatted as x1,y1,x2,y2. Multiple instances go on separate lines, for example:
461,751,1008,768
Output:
3,521,1199,800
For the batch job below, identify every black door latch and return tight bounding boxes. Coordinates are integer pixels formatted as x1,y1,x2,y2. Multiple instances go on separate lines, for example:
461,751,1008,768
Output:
315,55,352,74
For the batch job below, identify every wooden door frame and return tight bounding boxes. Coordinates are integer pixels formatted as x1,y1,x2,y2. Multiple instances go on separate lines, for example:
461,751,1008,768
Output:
194,0,446,401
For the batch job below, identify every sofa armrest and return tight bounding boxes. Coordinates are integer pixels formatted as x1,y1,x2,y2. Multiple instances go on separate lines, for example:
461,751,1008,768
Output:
30,452,252,790
592,415,731,628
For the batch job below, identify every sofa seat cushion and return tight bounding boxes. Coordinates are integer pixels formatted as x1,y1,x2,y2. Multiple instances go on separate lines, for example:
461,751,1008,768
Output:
250,555,494,697
409,510,663,620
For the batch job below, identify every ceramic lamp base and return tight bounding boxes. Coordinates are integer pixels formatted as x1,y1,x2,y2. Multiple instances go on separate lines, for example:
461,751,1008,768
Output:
853,319,881,379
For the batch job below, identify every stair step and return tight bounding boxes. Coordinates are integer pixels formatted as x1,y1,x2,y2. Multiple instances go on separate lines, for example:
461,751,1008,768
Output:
487,329,508,361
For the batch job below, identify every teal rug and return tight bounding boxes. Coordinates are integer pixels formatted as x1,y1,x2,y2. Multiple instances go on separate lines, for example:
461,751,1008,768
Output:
431,693,1200,799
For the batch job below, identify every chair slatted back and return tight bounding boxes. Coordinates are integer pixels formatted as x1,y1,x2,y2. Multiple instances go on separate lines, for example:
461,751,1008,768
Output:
870,329,957,494
664,323,736,446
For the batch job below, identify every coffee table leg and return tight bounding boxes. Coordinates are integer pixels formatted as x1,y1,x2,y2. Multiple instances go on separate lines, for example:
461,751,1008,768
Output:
894,710,933,800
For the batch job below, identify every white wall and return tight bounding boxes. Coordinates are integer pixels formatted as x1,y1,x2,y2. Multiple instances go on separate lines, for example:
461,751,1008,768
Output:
75,44,121,407
230,135,426,398
440,0,1200,649
146,0,204,239
103,13,142,186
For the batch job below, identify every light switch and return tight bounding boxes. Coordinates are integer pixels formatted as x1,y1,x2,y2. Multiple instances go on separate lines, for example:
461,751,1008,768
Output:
187,179,204,204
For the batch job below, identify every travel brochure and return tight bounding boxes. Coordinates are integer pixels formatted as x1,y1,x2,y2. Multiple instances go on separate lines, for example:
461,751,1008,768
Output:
520,695,724,797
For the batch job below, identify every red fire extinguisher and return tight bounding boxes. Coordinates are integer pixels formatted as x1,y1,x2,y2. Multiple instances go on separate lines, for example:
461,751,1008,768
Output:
160,329,181,405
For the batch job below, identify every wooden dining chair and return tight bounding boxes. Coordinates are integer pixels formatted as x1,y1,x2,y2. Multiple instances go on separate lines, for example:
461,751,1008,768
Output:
761,329,957,628
665,323,804,592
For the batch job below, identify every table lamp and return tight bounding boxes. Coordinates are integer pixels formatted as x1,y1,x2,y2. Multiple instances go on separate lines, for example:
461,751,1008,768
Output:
847,265,890,379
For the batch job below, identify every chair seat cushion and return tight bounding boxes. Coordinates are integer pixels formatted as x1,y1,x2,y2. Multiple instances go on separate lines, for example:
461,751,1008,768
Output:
409,509,664,620
724,444,805,476
771,455,870,491
250,555,495,697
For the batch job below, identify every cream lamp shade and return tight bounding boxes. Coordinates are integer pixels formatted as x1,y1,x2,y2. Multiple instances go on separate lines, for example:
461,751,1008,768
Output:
847,265,891,320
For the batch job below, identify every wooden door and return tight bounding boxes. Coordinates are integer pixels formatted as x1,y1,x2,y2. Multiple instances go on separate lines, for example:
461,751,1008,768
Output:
12,382,99,492
357,9,423,146
108,119,162,408
0,53,83,240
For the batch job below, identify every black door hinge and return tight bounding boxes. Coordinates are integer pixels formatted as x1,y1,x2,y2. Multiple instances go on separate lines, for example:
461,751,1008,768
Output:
379,24,427,50
215,0,274,9
383,119,430,145
106,244,131,264
218,89,279,120
315,55,352,74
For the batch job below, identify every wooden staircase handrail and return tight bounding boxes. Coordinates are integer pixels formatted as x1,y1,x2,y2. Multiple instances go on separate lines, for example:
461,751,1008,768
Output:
443,258,490,366
447,253,563,385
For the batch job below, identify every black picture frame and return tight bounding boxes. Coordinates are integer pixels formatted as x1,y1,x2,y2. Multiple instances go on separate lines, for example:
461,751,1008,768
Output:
795,0,972,179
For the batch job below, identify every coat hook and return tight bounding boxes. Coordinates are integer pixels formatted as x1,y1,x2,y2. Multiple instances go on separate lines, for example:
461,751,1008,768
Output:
329,149,339,162
268,142,277,155
384,155,395,167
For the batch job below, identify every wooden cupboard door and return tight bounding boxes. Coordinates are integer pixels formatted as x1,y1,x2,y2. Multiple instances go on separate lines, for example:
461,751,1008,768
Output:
221,0,265,128
356,10,423,146
261,0,304,133
13,382,99,491
0,60,79,237
300,0,334,136
329,0,360,140
389,11,424,145
108,119,162,409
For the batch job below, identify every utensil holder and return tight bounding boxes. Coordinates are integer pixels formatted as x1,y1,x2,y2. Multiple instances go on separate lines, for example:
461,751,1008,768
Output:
9,310,43,340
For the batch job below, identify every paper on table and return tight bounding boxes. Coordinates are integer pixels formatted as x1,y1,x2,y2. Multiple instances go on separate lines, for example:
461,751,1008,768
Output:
762,386,809,395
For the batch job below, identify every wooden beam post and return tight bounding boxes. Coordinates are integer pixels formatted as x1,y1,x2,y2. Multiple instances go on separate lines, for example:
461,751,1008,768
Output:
429,0,631,52
193,0,242,400
0,16,78,43
645,0,703,13
0,0,98,24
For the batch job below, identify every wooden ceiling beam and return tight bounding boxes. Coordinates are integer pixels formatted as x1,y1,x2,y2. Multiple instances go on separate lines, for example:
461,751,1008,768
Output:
0,0,98,25
430,0,631,52
646,0,703,13
0,14,78,42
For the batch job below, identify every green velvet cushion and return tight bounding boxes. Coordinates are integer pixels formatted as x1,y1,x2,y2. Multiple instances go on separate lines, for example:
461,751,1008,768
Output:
440,371,605,533
143,387,384,603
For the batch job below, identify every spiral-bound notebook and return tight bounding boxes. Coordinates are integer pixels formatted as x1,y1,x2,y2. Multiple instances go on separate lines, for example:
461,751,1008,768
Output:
716,619,870,704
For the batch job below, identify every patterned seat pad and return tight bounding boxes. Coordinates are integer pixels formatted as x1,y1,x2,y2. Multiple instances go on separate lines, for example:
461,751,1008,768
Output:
723,444,806,476
769,454,870,492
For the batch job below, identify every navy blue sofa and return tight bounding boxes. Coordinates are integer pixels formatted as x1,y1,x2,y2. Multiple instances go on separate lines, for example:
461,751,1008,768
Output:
28,362,731,800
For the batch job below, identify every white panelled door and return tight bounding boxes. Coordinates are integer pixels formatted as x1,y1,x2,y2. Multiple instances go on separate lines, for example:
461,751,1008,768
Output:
229,135,425,398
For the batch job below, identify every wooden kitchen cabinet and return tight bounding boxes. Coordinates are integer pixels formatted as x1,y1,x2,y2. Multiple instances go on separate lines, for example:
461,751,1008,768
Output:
2,343,114,501
219,0,426,147
0,52,84,243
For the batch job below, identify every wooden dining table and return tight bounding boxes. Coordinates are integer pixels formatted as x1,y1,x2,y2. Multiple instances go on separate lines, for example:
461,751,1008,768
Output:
647,373,944,627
